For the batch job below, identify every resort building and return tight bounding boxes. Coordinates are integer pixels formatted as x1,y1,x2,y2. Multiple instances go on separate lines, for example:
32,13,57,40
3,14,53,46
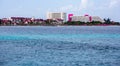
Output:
71,16,90,22
71,14,104,22
47,12,66,22
68,14,74,21
92,16,104,22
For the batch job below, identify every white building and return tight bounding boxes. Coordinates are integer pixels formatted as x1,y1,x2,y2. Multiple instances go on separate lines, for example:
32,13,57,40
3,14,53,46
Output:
47,12,66,22
92,16,104,22
71,15,104,22
71,16,90,22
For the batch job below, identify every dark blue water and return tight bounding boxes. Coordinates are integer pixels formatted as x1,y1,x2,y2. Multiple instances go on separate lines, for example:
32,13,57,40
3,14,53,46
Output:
0,26,120,66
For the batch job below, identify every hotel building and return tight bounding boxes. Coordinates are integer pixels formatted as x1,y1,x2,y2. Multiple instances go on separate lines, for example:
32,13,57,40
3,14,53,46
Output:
47,12,66,22
71,16,90,22
70,14,104,22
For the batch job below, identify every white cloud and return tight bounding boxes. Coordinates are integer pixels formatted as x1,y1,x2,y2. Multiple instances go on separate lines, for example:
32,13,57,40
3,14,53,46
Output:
47,5,74,12
109,0,120,8
84,0,120,10
48,0,120,14
50,5,80,12
57,0,88,12
80,0,88,9
59,5,73,11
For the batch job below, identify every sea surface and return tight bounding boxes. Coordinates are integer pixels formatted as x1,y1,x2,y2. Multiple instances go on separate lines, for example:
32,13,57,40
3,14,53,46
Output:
0,26,120,66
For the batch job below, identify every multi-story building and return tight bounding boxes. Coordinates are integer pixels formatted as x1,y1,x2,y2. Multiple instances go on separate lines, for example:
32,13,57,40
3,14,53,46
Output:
92,16,104,22
68,14,74,21
71,16,90,22
71,14,104,22
47,12,66,22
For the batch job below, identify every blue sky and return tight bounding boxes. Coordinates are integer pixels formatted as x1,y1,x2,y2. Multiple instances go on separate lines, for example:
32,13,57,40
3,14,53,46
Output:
0,0,120,21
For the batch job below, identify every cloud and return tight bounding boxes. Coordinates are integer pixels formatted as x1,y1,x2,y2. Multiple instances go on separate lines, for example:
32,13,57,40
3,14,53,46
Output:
80,0,88,9
59,5,73,11
48,5,79,12
48,0,89,12
47,0,120,16
84,0,120,10
109,0,120,8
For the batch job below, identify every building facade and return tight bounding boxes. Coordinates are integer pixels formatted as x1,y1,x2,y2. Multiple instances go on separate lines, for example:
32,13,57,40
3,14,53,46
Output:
71,15,104,22
92,16,104,22
47,12,66,22
71,16,90,22
68,14,74,21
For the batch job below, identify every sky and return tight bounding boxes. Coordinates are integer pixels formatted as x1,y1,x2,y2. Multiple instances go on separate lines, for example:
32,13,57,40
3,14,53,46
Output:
0,0,120,22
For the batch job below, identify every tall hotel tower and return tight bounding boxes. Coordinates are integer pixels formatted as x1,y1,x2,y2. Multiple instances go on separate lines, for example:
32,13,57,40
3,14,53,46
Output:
47,12,66,22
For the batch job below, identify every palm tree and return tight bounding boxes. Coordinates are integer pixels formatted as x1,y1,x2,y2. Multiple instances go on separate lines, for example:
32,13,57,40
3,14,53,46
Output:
104,18,111,24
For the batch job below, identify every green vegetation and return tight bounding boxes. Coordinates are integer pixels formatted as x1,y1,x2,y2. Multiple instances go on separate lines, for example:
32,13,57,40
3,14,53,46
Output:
64,21,85,25
64,21,103,25
104,18,111,24
64,18,120,26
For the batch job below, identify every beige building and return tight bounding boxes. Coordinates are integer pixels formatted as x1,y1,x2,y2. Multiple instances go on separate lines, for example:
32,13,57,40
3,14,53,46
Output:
47,12,66,22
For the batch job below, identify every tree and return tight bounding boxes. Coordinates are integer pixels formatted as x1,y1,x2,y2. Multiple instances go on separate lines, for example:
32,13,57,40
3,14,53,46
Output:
0,19,1,25
104,18,111,24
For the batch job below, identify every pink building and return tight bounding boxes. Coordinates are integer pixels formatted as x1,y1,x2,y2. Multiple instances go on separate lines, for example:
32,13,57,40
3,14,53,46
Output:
89,16,92,22
84,14,92,22
68,14,73,22
84,14,89,16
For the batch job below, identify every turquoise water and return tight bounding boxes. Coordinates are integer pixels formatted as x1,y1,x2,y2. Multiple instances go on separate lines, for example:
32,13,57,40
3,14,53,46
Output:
0,26,120,66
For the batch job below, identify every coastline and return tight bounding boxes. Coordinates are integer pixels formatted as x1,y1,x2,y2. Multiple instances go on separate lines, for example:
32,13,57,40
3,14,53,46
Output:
0,25,120,27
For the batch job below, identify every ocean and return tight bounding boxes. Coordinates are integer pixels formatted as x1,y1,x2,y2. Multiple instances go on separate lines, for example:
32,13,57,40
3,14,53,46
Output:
0,26,120,66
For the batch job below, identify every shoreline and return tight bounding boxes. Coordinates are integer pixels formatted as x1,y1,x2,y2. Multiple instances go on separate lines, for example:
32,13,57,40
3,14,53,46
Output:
0,25,120,27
